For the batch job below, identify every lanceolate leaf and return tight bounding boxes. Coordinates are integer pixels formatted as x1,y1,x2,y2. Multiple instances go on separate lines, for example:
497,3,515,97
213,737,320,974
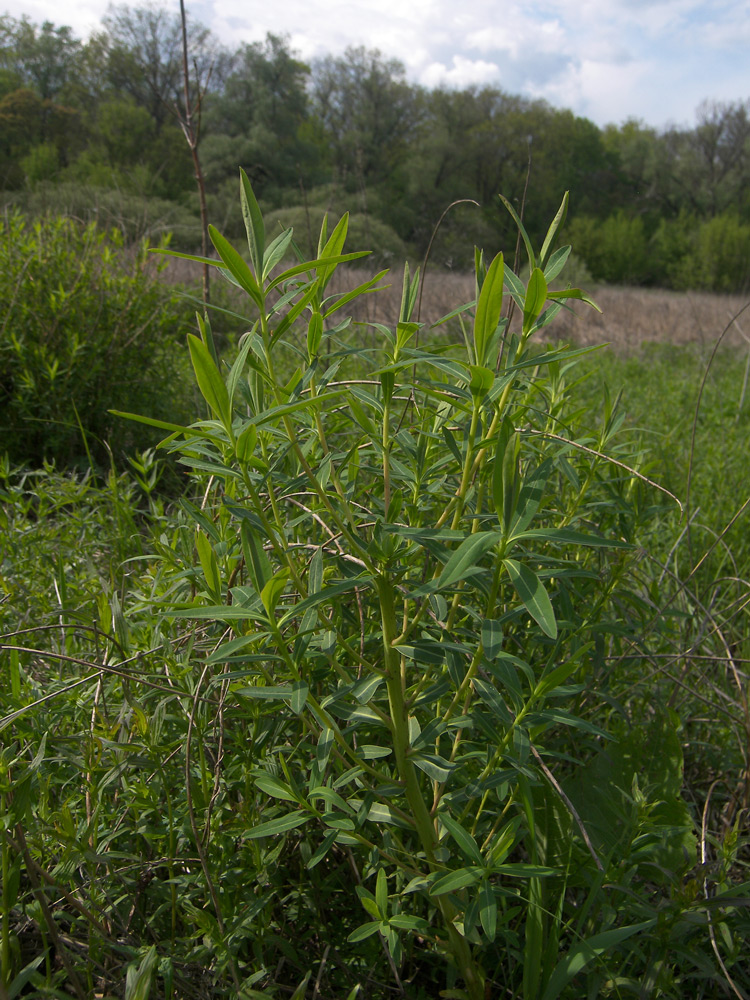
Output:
473,251,504,367
440,814,484,866
187,334,231,432
438,532,500,589
208,224,262,307
539,191,569,266
508,459,551,537
499,193,536,271
240,167,265,278
479,880,498,941
246,810,310,839
541,921,656,1000
430,867,482,896
523,268,548,335
544,244,572,282
504,558,557,638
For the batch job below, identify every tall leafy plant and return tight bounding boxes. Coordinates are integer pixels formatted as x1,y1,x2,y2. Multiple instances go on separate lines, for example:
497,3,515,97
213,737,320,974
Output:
114,174,661,998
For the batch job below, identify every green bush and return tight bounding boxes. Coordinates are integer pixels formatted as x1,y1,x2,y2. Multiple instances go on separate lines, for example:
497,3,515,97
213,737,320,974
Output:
0,211,194,467
568,211,650,284
692,213,750,292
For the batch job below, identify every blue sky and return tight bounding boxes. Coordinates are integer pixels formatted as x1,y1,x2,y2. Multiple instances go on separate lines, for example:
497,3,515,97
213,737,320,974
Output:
9,0,750,127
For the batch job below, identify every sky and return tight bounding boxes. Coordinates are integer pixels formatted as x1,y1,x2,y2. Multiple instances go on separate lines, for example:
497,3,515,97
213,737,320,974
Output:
7,0,750,128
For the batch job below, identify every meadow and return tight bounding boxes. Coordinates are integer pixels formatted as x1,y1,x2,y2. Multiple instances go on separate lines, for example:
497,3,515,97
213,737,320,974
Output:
1,186,749,1000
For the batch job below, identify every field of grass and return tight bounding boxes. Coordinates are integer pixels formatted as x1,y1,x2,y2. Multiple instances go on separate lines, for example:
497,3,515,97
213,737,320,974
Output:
1,197,749,1000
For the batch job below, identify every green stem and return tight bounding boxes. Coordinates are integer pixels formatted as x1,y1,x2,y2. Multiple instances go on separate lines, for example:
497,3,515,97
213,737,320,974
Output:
1,798,10,989
377,576,485,1000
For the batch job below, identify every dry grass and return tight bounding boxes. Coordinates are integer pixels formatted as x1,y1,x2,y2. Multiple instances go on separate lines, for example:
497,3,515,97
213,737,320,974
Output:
162,257,750,355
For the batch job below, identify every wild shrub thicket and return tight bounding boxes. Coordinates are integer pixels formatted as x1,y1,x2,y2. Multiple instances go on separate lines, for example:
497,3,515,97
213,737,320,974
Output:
1,177,748,999
0,211,195,467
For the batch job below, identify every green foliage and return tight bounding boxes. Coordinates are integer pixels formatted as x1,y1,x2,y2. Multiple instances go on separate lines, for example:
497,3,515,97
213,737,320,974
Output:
2,180,749,1000
567,212,650,285
3,10,750,288
0,211,194,466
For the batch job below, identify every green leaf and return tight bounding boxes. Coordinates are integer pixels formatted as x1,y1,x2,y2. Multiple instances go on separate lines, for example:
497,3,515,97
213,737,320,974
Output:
318,212,349,287
430,867,482,896
499,193,536,271
195,529,221,600
481,619,503,659
535,659,582,698
472,677,512,723
261,569,289,616
491,416,516,528
246,810,310,839
290,681,308,715
440,814,484,866
208,224,262,306
479,880,497,941
241,522,273,596
514,527,628,548
541,921,656,1000
187,334,231,431
503,265,527,308
267,250,369,292
235,422,257,463
523,268,548,335
438,532,500,589
309,787,353,813
508,459,551,537
307,829,338,869
468,364,495,402
124,946,158,1000
544,244,572,282
413,752,455,783
347,921,383,943
254,774,299,802
278,578,372,627
290,972,313,1000
473,251,504,367
226,331,255,411
547,287,601,312
307,310,323,358
503,559,557,638
262,227,293,281
389,914,431,933
236,685,297,701
376,868,388,917
539,191,569,266
316,727,335,772
240,167,265,278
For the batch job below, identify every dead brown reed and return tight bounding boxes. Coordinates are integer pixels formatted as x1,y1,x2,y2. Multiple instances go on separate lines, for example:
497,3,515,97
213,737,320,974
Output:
161,256,750,354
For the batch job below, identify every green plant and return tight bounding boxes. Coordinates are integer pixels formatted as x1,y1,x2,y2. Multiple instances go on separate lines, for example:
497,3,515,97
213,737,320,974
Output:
5,176,747,1000
0,211,195,467
109,176,696,997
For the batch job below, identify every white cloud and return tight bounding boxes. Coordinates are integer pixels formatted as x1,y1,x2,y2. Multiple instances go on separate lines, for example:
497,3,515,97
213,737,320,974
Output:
420,55,500,88
6,0,748,127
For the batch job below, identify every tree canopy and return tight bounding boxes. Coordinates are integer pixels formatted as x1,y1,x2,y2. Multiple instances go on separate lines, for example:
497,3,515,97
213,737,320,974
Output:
1,7,749,288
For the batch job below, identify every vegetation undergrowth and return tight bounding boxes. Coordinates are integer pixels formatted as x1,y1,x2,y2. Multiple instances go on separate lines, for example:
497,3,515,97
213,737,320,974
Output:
1,176,749,1000
0,210,196,468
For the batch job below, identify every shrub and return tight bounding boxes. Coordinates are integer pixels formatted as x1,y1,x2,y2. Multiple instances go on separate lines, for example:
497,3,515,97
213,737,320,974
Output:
0,211,194,467
568,211,650,285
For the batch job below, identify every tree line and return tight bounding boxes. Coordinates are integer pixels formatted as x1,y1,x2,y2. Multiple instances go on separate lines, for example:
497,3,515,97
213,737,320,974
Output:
1,6,749,289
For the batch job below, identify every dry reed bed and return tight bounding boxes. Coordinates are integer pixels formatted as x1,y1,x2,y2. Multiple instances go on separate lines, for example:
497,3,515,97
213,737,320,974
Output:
163,257,750,354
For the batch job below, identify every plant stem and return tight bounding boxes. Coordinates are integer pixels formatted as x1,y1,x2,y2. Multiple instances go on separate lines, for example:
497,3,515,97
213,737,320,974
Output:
377,576,485,1000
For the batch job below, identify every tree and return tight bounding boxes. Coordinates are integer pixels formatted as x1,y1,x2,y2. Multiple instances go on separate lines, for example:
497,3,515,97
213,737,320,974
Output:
0,15,81,101
310,46,422,189
202,33,317,196
102,2,224,132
